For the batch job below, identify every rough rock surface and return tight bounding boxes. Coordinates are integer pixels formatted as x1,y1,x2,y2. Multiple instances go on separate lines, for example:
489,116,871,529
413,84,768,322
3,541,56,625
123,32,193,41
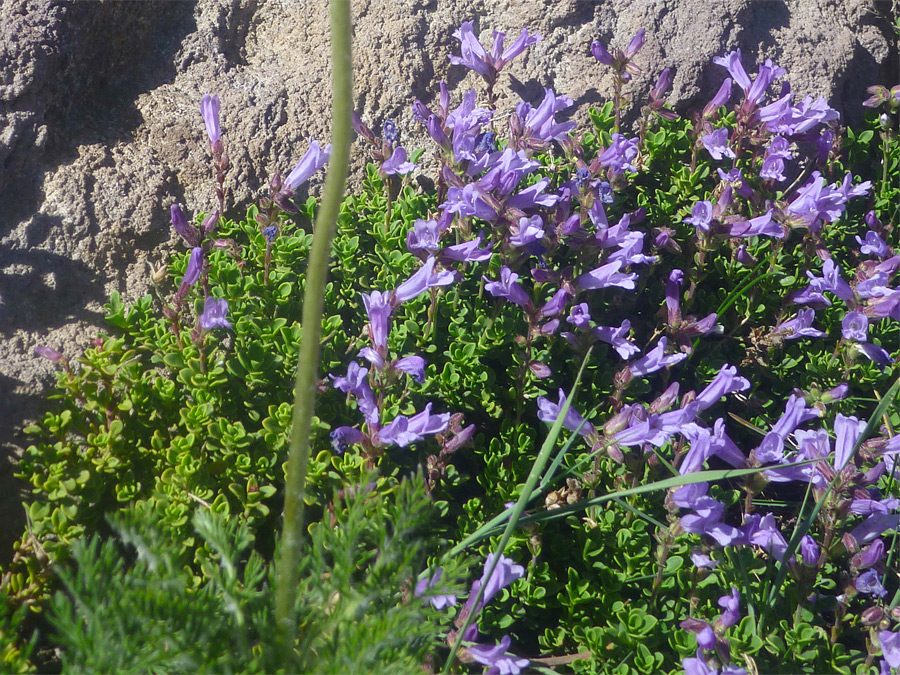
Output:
0,0,896,558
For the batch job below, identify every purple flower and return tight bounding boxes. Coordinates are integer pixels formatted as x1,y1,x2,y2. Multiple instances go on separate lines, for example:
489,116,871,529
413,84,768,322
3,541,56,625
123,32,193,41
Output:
729,210,782,238
393,256,455,305
772,309,827,340
484,267,532,308
381,146,416,176
361,290,392,351
681,618,716,650
855,539,885,570
199,297,231,331
171,204,200,247
701,128,735,161
575,260,638,292
717,588,741,628
743,513,788,560
382,119,399,144
713,50,752,92
414,568,457,610
684,201,713,233
690,551,719,569
856,569,887,598
200,94,221,144
879,631,900,669
330,426,364,455
760,135,791,182
468,635,529,675
702,78,733,117
442,184,498,222
407,219,441,256
624,28,645,58
695,365,750,411
857,342,894,370
537,389,594,436
377,403,450,448
629,337,688,377
649,67,674,101
465,553,525,613
599,133,639,175
510,215,545,248
34,345,64,363
519,88,576,143
592,320,640,359
842,312,869,342
393,355,426,383
538,288,569,319
182,247,204,288
449,21,540,80
799,535,820,565
567,303,592,329
284,140,332,192
786,171,864,230
857,231,891,259
591,39,614,66
441,234,493,263
834,413,864,470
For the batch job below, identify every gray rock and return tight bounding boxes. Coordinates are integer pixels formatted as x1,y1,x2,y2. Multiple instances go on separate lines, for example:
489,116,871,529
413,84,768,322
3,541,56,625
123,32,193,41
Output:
0,0,896,558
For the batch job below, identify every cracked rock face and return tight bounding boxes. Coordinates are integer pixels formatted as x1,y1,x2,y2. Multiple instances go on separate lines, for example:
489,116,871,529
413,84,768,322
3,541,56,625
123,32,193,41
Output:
0,0,895,553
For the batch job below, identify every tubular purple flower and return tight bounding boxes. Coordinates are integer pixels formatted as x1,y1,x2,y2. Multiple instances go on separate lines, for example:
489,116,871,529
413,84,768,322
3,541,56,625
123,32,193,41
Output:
406,219,441,256
392,256,454,306
496,26,541,68
713,50,752,93
855,538,885,570
330,426,365,455
414,568,457,610
449,21,491,77
630,337,688,377
701,128,735,161
590,39,614,66
598,133,639,175
171,204,200,247
856,342,894,370
696,365,750,411
729,210,783,238
856,231,891,259
539,288,569,319
284,140,332,192
681,618,716,651
484,266,532,308
359,347,386,371
183,247,203,288
842,312,869,342
746,59,785,105
855,570,887,598
200,94,221,144
717,588,741,629
666,269,684,323
800,535,820,565
743,513,788,561
468,635,529,675
880,631,900,670
567,303,592,329
380,146,416,176
624,28,645,59
537,388,594,436
684,200,713,233
393,355,426,383
702,78,732,117
466,553,525,613
362,290,392,351
650,67,673,101
199,297,231,331
835,413,865,470
772,309,826,340
442,234,493,263
575,260,638,291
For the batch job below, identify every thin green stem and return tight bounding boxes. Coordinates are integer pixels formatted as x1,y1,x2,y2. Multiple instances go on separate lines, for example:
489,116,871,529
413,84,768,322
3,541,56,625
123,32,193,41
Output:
274,0,352,667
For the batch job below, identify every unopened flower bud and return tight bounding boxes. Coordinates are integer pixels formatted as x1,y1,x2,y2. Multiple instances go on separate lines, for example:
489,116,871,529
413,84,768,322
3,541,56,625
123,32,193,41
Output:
529,361,552,379
880,113,892,131
842,532,859,554
861,606,885,626
212,138,224,156
201,209,219,236
607,444,624,463
162,305,178,321
649,383,680,414
269,173,283,193
34,346,64,363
